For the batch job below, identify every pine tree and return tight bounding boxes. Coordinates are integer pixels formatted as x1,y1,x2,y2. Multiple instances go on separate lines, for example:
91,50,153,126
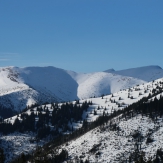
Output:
0,148,5,163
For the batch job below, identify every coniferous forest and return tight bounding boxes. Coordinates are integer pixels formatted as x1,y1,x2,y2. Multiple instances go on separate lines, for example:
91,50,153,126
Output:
0,101,92,138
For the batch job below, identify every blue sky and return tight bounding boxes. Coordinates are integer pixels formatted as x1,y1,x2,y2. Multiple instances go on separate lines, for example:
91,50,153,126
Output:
0,0,163,72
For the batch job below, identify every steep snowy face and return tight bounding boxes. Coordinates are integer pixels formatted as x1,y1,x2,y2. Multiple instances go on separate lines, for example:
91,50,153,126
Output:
17,66,79,101
105,65,163,82
0,67,22,89
0,67,38,111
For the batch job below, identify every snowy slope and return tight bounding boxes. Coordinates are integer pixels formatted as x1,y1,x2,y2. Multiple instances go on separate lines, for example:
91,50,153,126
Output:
0,67,39,111
0,67,63,111
0,66,146,111
105,65,163,82
60,114,163,162
67,71,145,99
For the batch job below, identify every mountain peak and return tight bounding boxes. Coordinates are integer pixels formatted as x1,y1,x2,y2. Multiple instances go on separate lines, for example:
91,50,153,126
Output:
104,68,115,73
120,65,162,71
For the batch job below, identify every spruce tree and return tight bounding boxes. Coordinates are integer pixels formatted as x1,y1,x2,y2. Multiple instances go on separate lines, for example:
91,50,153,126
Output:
0,148,5,163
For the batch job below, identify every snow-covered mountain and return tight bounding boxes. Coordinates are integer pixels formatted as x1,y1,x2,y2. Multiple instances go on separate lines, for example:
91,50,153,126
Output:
1,65,163,112
105,65,163,82
0,66,146,111
1,65,163,163
2,76,163,163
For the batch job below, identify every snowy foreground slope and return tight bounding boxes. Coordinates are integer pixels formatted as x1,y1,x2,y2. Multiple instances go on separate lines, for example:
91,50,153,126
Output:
0,66,147,111
54,78,163,162
2,77,163,163
60,115,163,162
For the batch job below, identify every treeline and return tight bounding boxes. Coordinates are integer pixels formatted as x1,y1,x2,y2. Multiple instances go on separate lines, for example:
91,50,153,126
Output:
0,101,92,138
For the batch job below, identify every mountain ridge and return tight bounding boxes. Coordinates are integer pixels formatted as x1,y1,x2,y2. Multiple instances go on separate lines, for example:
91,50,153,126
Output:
105,65,163,81
0,65,162,112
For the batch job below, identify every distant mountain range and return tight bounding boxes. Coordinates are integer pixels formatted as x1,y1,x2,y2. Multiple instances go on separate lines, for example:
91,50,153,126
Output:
0,65,163,111
105,65,163,82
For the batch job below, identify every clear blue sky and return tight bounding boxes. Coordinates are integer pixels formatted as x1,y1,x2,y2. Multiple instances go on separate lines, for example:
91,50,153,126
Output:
0,0,163,72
